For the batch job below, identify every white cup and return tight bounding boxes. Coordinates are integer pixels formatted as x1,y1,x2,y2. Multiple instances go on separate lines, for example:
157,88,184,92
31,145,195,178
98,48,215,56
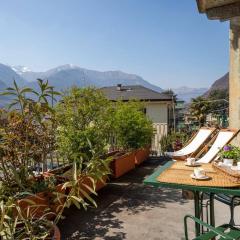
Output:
194,168,205,178
187,157,196,166
237,162,240,170
223,159,234,166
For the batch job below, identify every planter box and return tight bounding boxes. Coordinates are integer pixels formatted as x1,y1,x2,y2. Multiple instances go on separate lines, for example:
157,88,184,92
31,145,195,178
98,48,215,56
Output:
135,147,150,165
17,192,49,219
80,175,107,193
16,175,66,219
111,151,135,178
51,166,108,193
48,183,66,216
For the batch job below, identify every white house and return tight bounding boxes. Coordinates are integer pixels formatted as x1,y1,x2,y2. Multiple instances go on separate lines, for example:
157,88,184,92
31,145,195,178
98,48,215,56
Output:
100,84,175,153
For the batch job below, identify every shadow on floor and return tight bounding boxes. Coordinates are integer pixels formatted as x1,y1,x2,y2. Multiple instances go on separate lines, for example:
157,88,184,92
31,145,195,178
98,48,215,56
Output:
59,157,189,239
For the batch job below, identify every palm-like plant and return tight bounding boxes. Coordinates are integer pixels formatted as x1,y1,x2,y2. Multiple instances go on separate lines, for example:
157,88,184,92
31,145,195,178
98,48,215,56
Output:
189,97,210,126
0,79,61,191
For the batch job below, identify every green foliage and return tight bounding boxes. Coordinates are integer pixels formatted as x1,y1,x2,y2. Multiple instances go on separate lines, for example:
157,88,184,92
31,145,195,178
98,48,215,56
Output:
0,84,155,238
0,79,60,195
56,87,113,164
160,131,191,154
208,89,228,112
113,101,153,150
0,197,54,240
219,145,240,160
189,96,210,126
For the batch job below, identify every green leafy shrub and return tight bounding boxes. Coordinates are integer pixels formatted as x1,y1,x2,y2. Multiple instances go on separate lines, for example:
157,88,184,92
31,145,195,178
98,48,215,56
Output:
0,80,60,196
160,131,191,154
56,87,113,176
113,101,153,150
219,145,240,160
0,198,55,239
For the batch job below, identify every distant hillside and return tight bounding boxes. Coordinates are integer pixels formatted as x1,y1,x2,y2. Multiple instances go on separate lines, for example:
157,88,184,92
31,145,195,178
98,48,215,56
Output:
0,63,163,93
0,79,9,107
0,64,26,87
173,86,208,102
203,73,229,97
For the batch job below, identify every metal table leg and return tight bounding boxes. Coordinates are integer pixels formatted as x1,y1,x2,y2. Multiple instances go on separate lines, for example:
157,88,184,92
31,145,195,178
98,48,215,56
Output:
209,193,215,227
194,191,201,237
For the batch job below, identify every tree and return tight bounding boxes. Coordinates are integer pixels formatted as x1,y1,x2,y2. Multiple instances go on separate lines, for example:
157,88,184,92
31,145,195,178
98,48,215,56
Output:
208,89,229,116
56,87,113,165
113,101,153,150
189,96,210,127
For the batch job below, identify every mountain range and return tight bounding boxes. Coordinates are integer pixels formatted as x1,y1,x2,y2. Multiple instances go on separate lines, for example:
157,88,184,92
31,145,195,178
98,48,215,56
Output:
0,63,165,107
0,63,162,92
172,86,208,102
0,62,229,106
203,73,229,97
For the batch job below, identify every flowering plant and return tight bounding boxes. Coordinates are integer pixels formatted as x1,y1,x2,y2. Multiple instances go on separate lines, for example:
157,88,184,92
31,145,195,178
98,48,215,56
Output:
219,145,240,160
173,139,183,151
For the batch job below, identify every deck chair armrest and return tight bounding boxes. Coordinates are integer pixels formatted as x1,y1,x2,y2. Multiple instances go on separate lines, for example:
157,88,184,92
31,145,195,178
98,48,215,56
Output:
184,215,235,240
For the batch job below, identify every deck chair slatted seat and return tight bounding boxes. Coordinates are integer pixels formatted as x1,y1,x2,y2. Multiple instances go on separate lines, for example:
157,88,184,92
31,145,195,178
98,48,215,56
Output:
165,127,216,161
196,128,240,164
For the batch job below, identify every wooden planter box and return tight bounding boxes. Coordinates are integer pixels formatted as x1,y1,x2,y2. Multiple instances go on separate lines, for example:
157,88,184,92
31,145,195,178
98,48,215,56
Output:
111,151,135,178
79,175,107,193
16,175,66,219
135,147,150,165
17,192,50,219
50,165,108,192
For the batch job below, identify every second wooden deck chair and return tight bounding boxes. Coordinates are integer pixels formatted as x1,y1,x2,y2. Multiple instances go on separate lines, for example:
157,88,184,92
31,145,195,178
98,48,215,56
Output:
165,127,216,160
196,128,240,163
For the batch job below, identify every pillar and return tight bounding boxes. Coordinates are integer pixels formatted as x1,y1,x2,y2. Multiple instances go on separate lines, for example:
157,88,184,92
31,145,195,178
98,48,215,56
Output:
229,17,240,145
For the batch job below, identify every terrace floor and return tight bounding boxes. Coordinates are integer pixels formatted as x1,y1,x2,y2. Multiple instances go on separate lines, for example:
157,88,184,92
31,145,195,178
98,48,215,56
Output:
59,157,240,240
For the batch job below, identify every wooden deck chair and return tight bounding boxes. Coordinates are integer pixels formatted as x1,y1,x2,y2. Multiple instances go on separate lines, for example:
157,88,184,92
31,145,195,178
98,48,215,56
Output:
196,128,240,164
165,127,217,161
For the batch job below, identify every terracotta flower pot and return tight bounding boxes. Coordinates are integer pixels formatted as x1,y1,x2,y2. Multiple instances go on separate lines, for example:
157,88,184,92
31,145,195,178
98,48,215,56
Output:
48,183,66,216
135,147,150,165
52,224,61,240
17,192,50,219
17,174,66,219
111,151,135,178
79,175,107,194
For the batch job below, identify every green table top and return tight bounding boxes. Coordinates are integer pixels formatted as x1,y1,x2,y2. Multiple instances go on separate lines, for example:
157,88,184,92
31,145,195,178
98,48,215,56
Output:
144,161,240,196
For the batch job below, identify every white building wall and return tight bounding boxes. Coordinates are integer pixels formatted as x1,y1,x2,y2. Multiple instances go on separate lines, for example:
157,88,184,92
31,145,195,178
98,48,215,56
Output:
145,102,168,123
144,102,171,155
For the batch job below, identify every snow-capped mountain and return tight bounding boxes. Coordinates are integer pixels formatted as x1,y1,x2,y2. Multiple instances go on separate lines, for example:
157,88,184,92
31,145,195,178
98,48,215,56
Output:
0,63,214,105
0,63,26,87
19,64,163,92
10,65,31,76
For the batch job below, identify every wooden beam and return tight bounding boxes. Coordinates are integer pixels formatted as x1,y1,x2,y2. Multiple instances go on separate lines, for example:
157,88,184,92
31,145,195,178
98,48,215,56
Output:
206,2,240,20
197,0,240,13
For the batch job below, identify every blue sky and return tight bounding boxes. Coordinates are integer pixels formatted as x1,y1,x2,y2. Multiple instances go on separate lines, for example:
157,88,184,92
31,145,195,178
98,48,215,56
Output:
0,0,229,88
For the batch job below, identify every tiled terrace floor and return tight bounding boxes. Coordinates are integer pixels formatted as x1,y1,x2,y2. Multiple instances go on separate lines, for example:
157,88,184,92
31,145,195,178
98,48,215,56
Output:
59,157,240,240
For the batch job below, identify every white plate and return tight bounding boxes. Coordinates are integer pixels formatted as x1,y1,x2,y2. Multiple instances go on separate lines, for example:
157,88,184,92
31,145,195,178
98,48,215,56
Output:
185,163,201,167
190,173,211,180
231,166,240,171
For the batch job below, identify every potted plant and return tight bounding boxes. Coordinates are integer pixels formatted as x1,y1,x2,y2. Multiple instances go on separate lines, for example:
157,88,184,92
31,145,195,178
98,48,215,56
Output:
55,87,114,193
16,174,66,219
0,193,61,239
0,80,66,218
219,145,240,166
134,146,151,165
160,131,190,155
0,83,113,239
111,101,153,176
